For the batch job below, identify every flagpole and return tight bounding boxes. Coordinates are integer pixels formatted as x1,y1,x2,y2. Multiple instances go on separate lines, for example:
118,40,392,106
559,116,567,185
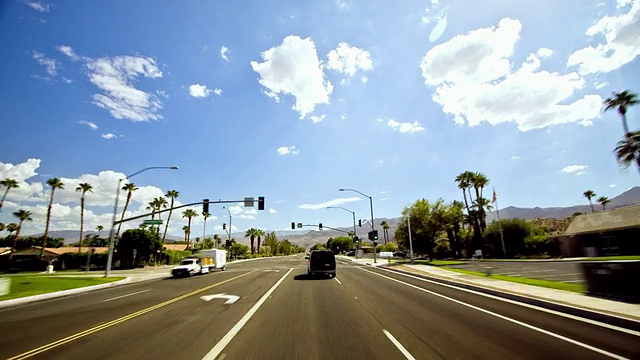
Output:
493,187,507,258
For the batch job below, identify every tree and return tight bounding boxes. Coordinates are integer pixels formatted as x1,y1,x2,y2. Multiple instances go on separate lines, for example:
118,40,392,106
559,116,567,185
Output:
263,232,279,255
604,90,638,136
614,131,640,172
162,190,179,244
326,236,354,254
182,209,198,249
484,219,532,258
470,172,490,231
9,210,32,260
230,242,249,258
0,223,4,232
455,171,474,224
76,182,93,253
583,190,597,213
182,225,189,242
394,198,448,261
444,201,465,258
96,225,104,238
0,178,19,211
256,229,265,254
6,223,18,238
117,183,139,236
380,221,390,244
213,234,221,248
244,228,260,255
116,229,162,268
597,196,611,211
41,178,64,259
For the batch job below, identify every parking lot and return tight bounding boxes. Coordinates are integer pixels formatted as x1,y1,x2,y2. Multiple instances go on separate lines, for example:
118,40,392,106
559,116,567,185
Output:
446,261,585,284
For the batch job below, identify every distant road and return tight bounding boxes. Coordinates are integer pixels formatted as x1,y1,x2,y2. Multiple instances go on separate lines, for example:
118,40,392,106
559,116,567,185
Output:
0,256,637,359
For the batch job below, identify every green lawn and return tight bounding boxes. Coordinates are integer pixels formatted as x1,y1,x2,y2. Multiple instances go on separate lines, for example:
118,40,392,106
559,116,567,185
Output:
0,276,125,301
406,260,467,266
441,267,586,293
583,256,640,261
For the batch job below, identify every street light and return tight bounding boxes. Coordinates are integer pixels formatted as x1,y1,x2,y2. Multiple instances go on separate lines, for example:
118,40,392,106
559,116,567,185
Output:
222,206,232,241
326,206,358,258
105,166,179,277
339,188,376,263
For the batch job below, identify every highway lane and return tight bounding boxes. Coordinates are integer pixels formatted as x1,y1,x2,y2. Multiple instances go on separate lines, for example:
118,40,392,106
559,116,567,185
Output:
1,255,638,359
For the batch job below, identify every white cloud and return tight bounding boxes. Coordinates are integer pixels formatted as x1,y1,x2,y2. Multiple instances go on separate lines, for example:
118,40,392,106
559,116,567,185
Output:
213,88,222,96
0,159,44,203
298,197,362,210
32,51,58,77
101,133,117,139
511,155,520,160
189,84,213,98
26,1,49,12
536,47,553,58
310,114,326,123
610,183,617,188
220,46,229,61
562,164,588,173
277,146,300,155
567,1,640,74
85,53,163,122
78,120,98,130
387,119,425,133
379,191,388,195
227,205,243,216
420,18,603,131
269,208,277,214
57,45,79,61
576,171,587,175
250,35,333,119
326,43,373,76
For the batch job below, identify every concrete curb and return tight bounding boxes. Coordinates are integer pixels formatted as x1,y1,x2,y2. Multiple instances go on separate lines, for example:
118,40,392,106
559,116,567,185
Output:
379,265,640,331
0,277,131,309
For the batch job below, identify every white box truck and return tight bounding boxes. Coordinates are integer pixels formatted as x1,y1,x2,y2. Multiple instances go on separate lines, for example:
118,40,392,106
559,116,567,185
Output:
171,249,227,277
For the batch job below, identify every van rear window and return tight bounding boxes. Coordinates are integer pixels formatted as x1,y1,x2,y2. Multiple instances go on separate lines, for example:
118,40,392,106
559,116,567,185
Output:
311,251,335,262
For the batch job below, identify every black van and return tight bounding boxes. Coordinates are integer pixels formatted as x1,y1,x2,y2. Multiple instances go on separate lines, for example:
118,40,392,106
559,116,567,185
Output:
307,250,336,278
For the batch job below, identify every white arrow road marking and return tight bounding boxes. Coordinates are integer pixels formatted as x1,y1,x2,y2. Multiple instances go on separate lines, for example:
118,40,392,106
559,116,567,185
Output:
262,269,280,272
200,293,240,304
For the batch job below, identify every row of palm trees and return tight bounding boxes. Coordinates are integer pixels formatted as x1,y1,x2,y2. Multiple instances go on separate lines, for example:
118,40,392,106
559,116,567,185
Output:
582,190,611,212
605,90,639,172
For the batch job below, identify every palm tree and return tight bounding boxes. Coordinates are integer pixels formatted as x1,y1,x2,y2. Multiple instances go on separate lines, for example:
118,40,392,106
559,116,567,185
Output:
597,196,611,211
182,209,198,249
614,131,640,172
182,225,189,243
604,90,638,136
245,228,260,255
0,178,19,211
380,221,390,244
470,172,490,231
148,197,168,234
117,183,138,235
256,229,265,254
162,190,179,244
76,182,93,253
455,171,474,218
9,210,33,260
583,190,597,212
41,178,64,258
96,225,104,237
6,223,18,238
213,234,221,248
202,211,211,240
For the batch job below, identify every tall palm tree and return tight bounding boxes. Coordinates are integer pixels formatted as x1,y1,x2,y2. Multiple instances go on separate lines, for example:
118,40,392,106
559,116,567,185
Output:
583,190,597,212
162,190,179,244
41,178,64,258
0,178,19,211
614,131,640,172
76,182,93,253
455,171,474,218
96,225,104,237
6,223,18,238
182,225,189,243
9,210,33,260
148,197,168,234
117,183,138,235
244,228,260,255
202,211,211,240
182,209,198,249
470,172,490,231
604,90,638,136
213,234,221,248
256,229,266,254
597,196,611,211
380,221,390,244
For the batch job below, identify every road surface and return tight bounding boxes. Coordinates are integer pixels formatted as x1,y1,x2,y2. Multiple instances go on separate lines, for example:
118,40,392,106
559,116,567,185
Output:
0,256,637,359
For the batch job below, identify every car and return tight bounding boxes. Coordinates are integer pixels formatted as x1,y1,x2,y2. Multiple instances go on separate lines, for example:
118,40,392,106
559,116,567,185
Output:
307,250,336,278
393,251,407,258
345,250,355,256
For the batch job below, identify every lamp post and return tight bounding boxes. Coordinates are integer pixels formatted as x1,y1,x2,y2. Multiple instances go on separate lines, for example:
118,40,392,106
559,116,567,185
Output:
222,206,232,241
326,206,358,258
105,166,178,277
407,210,414,265
339,188,376,263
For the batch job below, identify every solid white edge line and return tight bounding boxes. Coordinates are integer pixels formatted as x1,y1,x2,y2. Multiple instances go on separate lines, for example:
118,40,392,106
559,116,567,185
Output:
383,329,416,360
375,266,640,337
334,277,342,285
202,268,294,360
360,268,630,360
101,289,149,303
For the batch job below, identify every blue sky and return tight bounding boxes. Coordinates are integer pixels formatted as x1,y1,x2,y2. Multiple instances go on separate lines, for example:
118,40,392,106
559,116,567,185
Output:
0,0,639,237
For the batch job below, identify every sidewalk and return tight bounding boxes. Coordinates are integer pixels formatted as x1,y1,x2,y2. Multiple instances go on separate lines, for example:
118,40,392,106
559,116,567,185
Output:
337,256,640,322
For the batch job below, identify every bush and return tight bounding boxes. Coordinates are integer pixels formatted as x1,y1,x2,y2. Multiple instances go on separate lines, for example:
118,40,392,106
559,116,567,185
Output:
376,243,398,253
164,250,192,265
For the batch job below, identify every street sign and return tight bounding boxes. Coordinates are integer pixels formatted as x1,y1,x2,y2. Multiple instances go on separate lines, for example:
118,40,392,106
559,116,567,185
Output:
244,197,255,207
143,219,163,225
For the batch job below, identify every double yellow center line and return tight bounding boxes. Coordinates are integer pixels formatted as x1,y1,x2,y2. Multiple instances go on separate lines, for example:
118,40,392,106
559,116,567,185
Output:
9,270,256,360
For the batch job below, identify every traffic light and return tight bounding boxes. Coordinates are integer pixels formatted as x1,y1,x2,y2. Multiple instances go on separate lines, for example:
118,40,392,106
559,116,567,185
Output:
353,236,359,244
368,231,373,240
222,223,226,230
202,199,209,213
373,230,379,241
358,219,362,227
258,196,265,210
291,222,295,230
319,223,323,230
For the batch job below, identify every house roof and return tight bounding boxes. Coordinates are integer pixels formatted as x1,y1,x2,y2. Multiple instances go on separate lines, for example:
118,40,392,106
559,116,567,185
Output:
564,204,640,235
6,246,110,257
163,244,189,251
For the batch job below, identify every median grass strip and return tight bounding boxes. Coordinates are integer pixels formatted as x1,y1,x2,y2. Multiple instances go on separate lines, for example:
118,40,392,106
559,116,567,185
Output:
583,256,640,261
441,267,586,293
0,276,125,301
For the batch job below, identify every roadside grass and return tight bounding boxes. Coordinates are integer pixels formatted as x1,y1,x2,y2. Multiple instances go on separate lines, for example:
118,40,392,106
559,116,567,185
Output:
394,259,466,266
477,258,553,262
0,276,125,301
583,256,640,261
441,267,586,293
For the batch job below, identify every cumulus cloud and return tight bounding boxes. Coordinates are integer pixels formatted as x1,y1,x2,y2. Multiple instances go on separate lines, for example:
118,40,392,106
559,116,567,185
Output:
57,45,79,61
567,1,640,74
420,18,603,131
101,133,117,139
0,158,44,202
387,119,425,133
220,46,229,61
511,155,520,160
269,208,277,214
78,120,98,130
25,1,49,12
251,35,333,119
299,197,362,210
277,146,300,155
562,165,588,173
213,88,222,96
326,43,373,76
310,114,326,123
189,84,213,98
32,51,58,77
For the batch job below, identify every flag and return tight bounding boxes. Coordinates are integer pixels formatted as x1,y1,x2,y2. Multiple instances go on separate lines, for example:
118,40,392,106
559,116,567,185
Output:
492,189,498,204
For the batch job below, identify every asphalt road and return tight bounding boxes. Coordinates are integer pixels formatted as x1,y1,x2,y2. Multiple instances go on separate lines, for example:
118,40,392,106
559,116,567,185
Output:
0,256,638,360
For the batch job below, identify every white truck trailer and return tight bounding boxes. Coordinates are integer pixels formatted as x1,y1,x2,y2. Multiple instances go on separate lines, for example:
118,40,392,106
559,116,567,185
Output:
171,249,227,277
